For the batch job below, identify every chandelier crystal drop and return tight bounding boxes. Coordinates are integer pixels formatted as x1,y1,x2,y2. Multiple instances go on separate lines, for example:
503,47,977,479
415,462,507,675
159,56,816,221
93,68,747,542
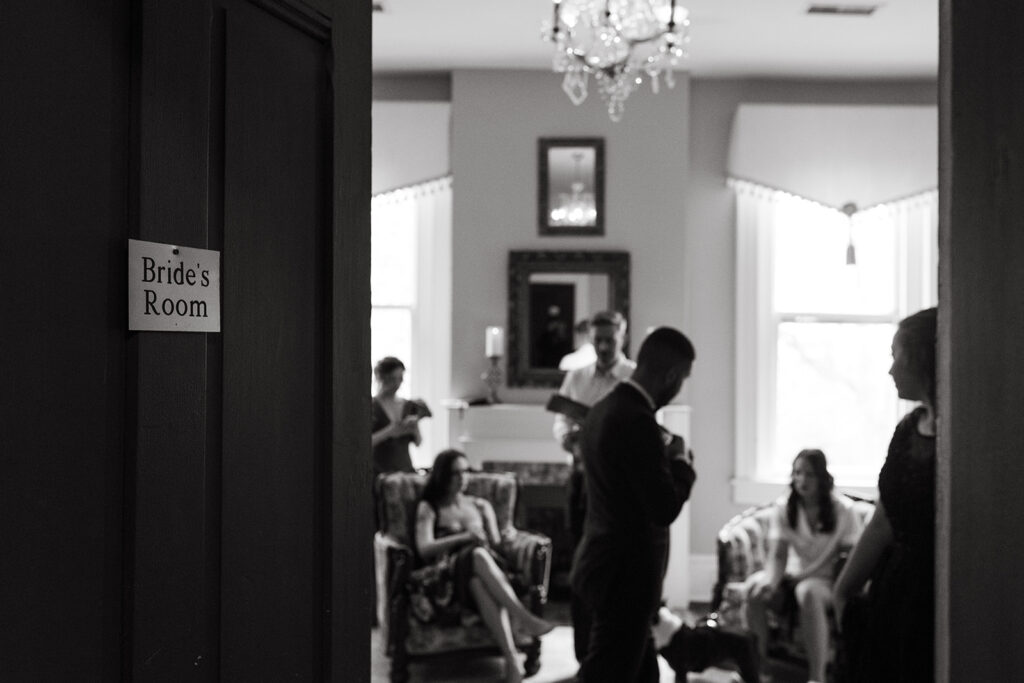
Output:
541,0,690,122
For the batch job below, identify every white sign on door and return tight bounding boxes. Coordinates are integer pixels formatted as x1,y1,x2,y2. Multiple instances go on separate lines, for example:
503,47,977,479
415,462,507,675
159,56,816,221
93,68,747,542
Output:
128,239,221,332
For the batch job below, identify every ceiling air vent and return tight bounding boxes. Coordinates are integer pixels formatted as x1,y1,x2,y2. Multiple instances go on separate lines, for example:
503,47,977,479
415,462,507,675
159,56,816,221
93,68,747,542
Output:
807,4,878,15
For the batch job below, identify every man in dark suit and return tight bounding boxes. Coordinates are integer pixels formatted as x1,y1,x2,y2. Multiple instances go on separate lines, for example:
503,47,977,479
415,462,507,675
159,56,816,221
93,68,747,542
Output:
571,327,697,683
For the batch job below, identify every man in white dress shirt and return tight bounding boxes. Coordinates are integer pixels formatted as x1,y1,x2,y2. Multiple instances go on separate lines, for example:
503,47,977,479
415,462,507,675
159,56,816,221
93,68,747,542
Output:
558,319,598,371
552,310,635,665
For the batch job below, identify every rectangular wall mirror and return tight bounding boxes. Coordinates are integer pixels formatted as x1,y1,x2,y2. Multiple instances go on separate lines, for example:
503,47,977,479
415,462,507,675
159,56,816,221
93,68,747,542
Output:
507,250,630,387
538,137,605,236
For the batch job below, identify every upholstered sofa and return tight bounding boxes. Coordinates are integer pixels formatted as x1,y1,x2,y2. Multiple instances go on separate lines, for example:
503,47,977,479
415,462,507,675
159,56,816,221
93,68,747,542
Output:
710,494,875,663
374,470,553,682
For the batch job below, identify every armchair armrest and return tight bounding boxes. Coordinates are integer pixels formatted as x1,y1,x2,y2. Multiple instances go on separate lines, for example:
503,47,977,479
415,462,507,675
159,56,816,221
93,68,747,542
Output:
374,532,415,654
375,532,414,584
499,530,552,604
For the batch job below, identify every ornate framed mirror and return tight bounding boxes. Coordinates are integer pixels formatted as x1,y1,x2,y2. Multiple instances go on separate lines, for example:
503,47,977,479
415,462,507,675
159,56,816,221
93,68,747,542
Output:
507,250,630,387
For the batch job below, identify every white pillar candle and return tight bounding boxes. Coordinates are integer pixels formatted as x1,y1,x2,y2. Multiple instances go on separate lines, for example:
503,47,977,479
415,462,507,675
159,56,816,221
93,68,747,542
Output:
485,326,505,358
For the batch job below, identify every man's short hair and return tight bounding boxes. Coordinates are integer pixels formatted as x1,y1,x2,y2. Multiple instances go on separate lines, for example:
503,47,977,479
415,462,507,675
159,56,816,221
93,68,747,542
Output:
636,327,695,372
589,310,626,331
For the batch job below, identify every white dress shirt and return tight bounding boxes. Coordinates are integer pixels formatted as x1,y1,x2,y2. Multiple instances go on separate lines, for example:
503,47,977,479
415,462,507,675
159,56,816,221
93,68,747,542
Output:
559,342,598,371
552,355,636,444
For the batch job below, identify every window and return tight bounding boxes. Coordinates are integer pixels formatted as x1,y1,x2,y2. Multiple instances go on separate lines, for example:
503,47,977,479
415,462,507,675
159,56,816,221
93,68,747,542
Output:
733,180,937,501
371,177,452,466
371,200,416,397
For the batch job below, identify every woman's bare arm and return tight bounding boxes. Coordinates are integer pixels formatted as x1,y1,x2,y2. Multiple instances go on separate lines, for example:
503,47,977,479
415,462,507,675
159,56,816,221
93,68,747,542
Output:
372,415,418,447
371,423,398,447
833,500,893,624
414,501,473,561
764,538,788,587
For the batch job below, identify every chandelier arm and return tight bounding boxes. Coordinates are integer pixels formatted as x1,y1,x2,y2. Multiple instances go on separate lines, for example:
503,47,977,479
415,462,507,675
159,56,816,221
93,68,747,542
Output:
564,50,628,78
625,30,683,48
564,34,676,76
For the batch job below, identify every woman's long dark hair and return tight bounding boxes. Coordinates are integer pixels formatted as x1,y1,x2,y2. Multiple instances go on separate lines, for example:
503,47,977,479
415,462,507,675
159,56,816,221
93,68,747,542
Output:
896,307,938,407
421,449,467,509
787,448,836,533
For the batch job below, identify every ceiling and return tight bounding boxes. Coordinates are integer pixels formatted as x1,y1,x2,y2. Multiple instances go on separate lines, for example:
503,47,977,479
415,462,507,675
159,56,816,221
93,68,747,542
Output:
372,0,938,78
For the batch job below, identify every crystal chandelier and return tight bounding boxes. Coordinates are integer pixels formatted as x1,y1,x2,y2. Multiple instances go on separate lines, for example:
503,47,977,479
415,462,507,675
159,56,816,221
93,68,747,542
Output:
542,0,690,122
550,152,597,226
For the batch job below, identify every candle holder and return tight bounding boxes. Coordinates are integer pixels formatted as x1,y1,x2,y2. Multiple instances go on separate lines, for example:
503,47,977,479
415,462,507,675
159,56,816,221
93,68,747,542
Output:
482,356,503,404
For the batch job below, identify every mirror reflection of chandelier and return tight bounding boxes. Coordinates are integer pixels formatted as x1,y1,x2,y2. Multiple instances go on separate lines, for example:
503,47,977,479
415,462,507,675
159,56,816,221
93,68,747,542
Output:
541,0,690,122
550,152,597,226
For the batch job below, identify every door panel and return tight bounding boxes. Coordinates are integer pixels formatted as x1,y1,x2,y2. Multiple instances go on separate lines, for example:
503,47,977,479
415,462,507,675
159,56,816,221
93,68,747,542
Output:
5,0,372,680
131,1,332,680
0,1,129,678
131,2,217,677
221,2,330,678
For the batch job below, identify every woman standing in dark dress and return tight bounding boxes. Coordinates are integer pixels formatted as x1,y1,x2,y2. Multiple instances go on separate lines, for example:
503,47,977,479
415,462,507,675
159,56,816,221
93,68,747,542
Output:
371,356,422,477
834,307,937,682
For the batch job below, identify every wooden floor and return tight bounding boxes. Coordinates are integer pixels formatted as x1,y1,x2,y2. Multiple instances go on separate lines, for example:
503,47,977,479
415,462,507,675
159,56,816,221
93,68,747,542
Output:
370,600,671,682
370,601,808,683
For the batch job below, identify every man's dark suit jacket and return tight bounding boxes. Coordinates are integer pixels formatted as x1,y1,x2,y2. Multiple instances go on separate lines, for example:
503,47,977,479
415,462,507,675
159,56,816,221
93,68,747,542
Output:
570,381,696,617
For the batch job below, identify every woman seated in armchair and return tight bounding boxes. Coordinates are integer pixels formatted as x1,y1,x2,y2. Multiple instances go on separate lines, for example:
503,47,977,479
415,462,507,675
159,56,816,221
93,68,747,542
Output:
744,449,863,683
415,449,554,683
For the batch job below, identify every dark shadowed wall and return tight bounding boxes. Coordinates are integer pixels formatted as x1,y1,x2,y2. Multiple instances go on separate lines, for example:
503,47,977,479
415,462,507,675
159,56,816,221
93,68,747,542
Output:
1,2,130,677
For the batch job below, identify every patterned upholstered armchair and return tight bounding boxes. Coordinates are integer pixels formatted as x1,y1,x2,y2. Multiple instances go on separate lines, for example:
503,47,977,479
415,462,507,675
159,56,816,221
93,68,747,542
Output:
710,494,875,662
374,470,552,683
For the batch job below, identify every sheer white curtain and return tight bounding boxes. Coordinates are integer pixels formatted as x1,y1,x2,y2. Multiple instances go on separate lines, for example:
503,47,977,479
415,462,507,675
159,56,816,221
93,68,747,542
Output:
371,176,452,468
733,179,784,484
854,190,939,312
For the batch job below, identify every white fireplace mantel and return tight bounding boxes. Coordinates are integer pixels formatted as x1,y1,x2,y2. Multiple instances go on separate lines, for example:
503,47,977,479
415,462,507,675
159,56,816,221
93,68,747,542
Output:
443,401,566,467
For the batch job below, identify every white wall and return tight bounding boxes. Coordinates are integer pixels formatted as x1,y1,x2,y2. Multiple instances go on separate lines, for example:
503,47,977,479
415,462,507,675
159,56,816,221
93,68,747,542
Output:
730,103,938,208
450,69,691,407
371,101,450,194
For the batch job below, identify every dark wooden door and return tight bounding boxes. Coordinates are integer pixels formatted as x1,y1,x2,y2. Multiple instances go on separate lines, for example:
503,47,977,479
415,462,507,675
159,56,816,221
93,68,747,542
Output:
1,2,130,679
130,1,335,680
220,2,331,677
3,1,371,679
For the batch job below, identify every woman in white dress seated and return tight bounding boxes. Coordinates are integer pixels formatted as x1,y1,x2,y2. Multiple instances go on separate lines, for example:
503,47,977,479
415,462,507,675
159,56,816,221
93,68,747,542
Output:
744,449,863,683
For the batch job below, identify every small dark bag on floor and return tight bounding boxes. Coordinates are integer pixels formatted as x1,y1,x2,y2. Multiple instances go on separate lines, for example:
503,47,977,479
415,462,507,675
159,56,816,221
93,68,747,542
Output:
658,618,761,683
